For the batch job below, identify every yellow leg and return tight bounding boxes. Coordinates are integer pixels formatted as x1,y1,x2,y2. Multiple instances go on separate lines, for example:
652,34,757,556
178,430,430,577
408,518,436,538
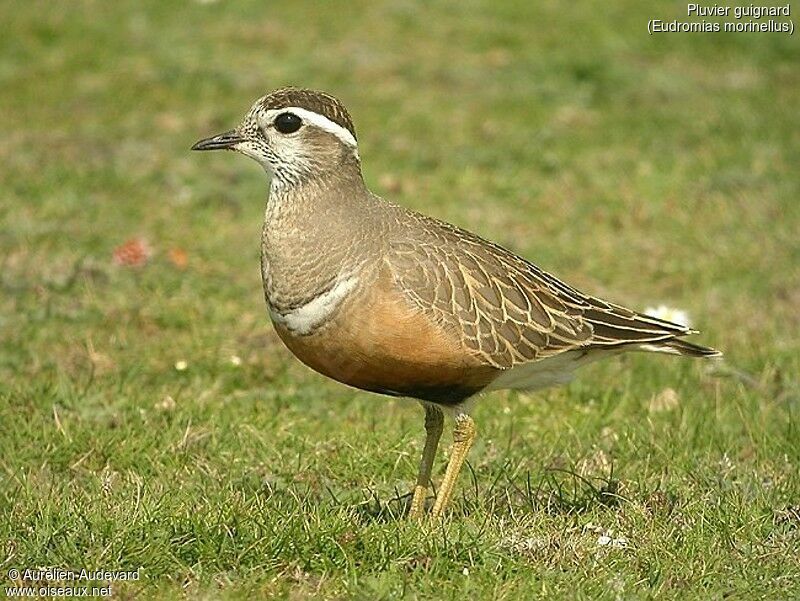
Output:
409,404,444,519
431,413,476,519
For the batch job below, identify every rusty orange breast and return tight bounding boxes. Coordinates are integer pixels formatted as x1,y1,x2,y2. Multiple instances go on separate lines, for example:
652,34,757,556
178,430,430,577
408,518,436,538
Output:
272,274,498,403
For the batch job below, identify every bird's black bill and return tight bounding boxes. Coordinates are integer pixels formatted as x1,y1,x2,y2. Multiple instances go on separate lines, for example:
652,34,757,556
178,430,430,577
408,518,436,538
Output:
191,129,245,151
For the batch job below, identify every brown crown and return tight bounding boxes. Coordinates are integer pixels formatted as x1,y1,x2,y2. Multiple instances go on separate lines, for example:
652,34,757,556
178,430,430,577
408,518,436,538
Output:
260,88,357,140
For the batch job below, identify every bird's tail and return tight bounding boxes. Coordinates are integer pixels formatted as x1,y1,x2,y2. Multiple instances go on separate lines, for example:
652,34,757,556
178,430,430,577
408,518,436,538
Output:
579,301,722,358
640,338,722,358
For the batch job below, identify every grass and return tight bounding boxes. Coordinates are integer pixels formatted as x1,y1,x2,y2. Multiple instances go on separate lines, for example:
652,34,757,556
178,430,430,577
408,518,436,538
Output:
1,0,798,598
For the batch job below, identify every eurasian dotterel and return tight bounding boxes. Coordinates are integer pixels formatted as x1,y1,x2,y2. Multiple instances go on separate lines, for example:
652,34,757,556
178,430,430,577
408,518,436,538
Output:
192,88,720,519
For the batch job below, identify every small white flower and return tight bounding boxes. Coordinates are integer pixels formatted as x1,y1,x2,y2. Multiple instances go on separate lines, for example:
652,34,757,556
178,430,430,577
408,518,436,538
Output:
462,567,469,576
644,304,691,328
649,388,680,413
597,535,612,546
718,453,735,474
174,360,188,371
229,355,242,366
156,396,176,411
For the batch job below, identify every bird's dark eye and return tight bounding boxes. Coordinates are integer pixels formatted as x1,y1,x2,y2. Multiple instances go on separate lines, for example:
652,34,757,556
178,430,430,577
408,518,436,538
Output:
274,112,302,134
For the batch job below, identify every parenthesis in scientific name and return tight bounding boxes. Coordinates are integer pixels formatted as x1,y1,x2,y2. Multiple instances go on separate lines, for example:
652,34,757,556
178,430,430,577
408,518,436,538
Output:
647,19,653,35
790,20,795,35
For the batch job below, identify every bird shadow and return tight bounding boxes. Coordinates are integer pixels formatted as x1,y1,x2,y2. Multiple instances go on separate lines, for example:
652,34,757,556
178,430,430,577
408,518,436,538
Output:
348,462,623,525
351,487,415,524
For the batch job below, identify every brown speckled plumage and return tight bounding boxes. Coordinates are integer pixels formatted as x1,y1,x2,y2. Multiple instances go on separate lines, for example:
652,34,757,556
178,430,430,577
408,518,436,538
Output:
384,209,701,370
192,88,721,518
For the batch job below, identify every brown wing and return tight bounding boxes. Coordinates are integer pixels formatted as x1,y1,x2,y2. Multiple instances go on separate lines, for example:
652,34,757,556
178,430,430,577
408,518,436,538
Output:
386,210,697,369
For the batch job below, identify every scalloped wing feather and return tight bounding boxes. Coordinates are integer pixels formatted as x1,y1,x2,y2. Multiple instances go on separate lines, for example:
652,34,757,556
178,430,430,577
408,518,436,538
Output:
387,211,714,371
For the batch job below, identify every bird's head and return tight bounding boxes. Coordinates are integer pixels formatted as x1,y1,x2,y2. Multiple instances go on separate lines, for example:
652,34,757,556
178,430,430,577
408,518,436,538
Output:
192,88,360,185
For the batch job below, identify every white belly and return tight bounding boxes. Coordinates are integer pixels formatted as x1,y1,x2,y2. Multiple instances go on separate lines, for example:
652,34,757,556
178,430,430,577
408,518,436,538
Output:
485,349,610,392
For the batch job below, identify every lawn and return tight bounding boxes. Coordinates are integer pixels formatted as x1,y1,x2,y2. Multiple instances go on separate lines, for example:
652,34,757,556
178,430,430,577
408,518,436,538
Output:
1,0,798,598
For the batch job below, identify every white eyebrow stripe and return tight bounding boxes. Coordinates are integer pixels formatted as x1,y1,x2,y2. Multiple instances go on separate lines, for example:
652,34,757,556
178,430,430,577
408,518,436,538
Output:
266,107,358,148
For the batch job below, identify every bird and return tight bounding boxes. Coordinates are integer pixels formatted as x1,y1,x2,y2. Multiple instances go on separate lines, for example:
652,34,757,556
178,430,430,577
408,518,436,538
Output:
192,88,721,519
